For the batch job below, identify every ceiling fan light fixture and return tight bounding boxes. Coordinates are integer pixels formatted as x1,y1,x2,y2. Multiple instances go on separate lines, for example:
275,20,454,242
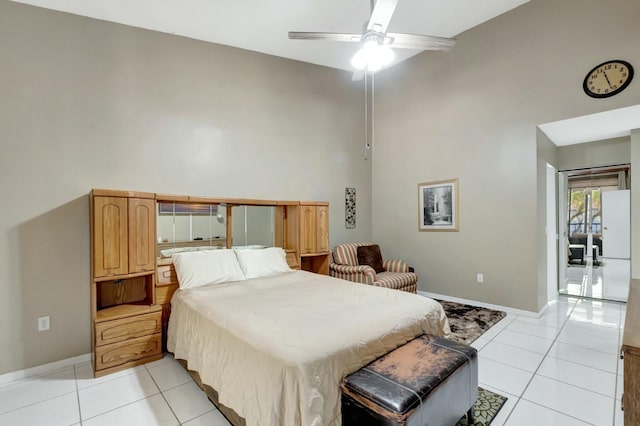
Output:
351,40,394,72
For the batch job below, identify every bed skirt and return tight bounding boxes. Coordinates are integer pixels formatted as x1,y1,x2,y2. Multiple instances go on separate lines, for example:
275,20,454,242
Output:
177,358,246,426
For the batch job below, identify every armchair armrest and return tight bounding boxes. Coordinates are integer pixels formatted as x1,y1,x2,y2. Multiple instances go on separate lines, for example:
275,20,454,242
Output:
383,259,409,273
329,263,376,284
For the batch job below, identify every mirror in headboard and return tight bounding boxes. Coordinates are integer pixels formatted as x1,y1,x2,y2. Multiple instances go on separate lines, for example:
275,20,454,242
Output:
156,202,227,257
231,205,275,248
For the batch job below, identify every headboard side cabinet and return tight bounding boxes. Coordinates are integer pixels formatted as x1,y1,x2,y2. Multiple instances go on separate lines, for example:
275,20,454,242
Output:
277,202,330,275
622,279,640,425
90,189,331,375
90,189,162,377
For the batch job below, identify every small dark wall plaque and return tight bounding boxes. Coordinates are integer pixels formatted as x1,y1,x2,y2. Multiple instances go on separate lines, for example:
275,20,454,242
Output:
345,187,356,229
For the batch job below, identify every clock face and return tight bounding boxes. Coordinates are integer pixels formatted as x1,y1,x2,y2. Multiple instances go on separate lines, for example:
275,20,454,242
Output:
583,60,634,98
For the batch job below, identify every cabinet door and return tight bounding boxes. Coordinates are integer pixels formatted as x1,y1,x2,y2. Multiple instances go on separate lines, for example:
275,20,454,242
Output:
128,198,156,273
316,205,329,253
93,197,128,277
300,205,317,254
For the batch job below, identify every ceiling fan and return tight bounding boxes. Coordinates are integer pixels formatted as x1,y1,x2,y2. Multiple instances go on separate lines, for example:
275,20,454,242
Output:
288,0,456,74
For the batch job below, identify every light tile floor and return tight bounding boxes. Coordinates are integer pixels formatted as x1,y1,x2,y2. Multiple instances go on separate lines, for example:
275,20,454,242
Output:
562,257,630,302
475,296,625,426
0,296,626,425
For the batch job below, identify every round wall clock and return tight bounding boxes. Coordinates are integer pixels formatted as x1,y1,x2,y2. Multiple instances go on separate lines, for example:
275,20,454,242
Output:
583,60,634,98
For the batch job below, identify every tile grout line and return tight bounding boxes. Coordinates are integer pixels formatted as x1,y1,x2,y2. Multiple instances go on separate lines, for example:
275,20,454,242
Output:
495,313,622,358
144,362,183,425
490,330,621,367
147,356,229,425
543,353,619,375
506,299,623,425
76,366,143,392
74,364,83,426
0,389,79,418
0,382,76,417
0,365,77,390
79,391,163,423
478,312,527,423
483,326,560,361
516,399,598,426
611,306,624,426
499,298,579,425
78,364,163,423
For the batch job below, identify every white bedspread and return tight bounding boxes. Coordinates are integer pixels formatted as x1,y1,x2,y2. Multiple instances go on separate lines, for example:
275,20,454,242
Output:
167,270,450,426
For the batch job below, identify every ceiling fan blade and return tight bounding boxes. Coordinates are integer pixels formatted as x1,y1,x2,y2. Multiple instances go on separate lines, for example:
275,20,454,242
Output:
288,32,362,43
367,0,399,33
385,33,456,50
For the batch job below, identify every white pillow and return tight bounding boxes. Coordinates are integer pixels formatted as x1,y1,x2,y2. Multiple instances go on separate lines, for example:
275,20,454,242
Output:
235,247,293,279
172,249,245,289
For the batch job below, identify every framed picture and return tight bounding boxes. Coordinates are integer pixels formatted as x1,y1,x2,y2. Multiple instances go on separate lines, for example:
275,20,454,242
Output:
418,179,459,232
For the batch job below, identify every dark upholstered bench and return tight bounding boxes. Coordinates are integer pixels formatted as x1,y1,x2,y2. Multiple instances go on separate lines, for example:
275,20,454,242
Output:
341,334,478,426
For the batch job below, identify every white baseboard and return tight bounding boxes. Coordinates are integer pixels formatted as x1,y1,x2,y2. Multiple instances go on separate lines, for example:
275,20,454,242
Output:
0,353,91,387
418,291,553,318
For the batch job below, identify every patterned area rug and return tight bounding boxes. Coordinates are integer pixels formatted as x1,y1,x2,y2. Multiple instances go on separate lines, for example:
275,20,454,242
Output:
437,300,508,424
437,300,507,344
456,387,508,426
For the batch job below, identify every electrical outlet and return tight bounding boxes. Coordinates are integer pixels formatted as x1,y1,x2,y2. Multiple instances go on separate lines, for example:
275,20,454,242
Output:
38,316,50,332
476,273,484,284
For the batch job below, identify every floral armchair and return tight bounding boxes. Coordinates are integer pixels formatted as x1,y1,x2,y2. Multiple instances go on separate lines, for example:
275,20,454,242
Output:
329,242,418,293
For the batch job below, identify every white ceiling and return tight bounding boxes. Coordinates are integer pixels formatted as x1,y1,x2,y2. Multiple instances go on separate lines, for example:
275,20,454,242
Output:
539,105,640,147
10,0,529,71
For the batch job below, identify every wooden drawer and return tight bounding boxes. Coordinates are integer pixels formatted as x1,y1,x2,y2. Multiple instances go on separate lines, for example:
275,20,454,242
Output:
157,263,177,286
95,333,161,371
95,311,161,347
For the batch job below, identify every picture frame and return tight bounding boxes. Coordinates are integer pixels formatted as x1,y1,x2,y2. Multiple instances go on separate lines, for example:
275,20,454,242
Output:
418,179,459,232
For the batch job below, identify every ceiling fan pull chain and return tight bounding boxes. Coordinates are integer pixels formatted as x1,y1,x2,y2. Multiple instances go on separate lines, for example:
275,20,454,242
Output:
363,67,375,160
364,68,369,160
371,71,375,153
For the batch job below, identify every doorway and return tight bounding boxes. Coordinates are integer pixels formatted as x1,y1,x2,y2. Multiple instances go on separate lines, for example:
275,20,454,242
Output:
558,165,630,302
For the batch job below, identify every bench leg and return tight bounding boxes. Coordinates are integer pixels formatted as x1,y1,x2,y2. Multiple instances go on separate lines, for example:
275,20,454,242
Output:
467,406,474,424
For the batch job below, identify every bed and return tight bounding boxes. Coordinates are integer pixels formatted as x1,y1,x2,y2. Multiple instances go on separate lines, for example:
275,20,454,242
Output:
166,248,450,426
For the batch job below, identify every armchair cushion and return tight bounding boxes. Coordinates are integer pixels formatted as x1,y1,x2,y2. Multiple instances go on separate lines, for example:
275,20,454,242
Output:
334,242,374,266
357,244,384,273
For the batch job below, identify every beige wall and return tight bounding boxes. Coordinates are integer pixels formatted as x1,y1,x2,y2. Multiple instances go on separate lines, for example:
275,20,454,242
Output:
3,0,640,376
373,0,640,311
0,1,372,375
557,137,631,171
